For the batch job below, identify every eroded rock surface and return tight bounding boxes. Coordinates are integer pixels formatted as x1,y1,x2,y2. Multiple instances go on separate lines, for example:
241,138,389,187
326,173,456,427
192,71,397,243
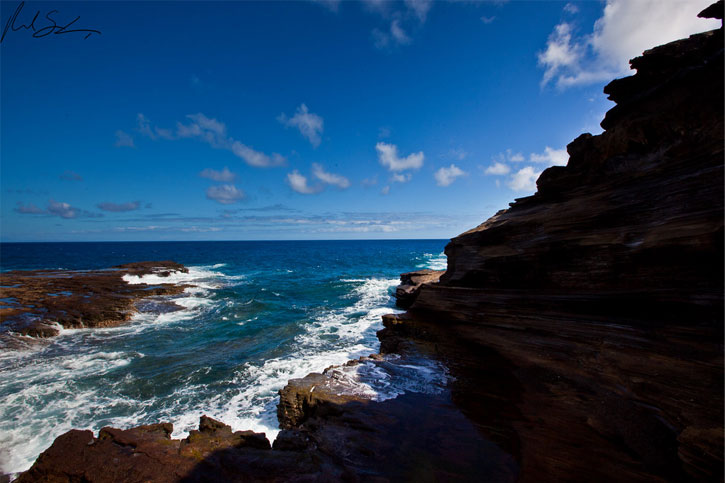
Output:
0,261,189,345
402,16,724,483
394,269,443,309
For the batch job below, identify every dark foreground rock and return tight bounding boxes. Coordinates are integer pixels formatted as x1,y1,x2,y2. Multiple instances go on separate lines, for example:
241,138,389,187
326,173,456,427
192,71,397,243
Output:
14,5,724,482
0,261,189,344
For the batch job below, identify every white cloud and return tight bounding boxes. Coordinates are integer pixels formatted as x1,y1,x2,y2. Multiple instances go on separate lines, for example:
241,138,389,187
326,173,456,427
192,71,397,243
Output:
405,0,432,22
312,0,340,12
538,22,584,87
230,141,286,167
137,113,286,168
286,170,321,194
390,19,411,44
200,167,237,182
539,0,720,88
206,184,245,204
376,142,424,172
114,130,135,148
373,19,412,49
563,3,579,14
47,200,78,219
529,146,568,166
507,167,542,192
434,164,466,187
484,162,511,175
480,15,496,24
278,104,324,147
380,185,391,195
446,147,468,161
311,163,350,189
59,170,83,181
391,172,412,183
97,201,141,212
14,202,45,214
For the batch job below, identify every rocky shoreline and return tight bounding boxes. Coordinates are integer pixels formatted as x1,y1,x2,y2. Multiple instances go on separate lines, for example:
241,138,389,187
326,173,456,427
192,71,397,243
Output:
0,261,190,346
7,4,725,482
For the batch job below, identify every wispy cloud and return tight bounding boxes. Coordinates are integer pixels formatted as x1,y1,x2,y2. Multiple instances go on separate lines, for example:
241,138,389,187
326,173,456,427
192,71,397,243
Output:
538,0,720,89
114,130,135,148
507,166,541,192
483,162,510,175
278,104,324,148
480,15,496,24
529,146,568,166
376,142,424,172
199,167,237,182
311,163,350,189
405,0,433,22
434,164,466,187
206,184,245,204
46,200,101,219
97,201,141,212
391,172,412,183
59,171,83,182
14,202,45,214
137,113,286,167
563,3,578,14
286,170,321,195
373,19,412,49
483,146,567,193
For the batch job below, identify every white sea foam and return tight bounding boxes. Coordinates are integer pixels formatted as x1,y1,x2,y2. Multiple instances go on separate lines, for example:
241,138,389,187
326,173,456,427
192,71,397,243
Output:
416,252,447,271
122,266,225,287
158,277,402,443
0,268,433,476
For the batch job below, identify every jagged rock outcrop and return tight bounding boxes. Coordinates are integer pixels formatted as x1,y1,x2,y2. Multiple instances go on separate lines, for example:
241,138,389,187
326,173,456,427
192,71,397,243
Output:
393,269,444,309
0,261,189,344
15,417,275,483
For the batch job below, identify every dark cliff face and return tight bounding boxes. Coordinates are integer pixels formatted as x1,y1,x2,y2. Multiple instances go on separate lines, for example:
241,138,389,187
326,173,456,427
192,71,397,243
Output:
406,20,724,483
441,27,723,308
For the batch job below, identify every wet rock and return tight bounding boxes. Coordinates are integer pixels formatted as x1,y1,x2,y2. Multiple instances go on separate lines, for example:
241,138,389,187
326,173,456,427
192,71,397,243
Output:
0,261,189,344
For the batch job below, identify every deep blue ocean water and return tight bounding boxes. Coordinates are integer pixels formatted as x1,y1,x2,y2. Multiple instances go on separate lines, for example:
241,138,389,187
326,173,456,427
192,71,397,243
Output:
0,240,448,475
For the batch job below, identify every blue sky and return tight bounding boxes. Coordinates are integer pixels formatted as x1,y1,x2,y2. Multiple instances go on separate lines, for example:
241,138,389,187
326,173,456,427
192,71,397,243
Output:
0,0,718,241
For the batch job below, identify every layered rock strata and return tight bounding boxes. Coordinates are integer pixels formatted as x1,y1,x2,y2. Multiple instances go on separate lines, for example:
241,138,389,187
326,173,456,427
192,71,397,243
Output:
397,11,724,482
394,269,443,309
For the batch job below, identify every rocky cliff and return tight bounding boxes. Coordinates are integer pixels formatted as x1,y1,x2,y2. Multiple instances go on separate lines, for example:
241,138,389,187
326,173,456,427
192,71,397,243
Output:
14,4,724,482
399,7,724,481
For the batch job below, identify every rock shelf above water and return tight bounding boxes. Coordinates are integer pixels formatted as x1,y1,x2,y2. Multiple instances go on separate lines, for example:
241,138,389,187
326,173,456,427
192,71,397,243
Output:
0,261,189,343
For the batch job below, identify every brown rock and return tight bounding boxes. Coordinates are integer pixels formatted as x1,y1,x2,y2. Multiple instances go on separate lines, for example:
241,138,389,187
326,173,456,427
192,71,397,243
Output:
0,261,189,344
393,269,444,309
402,18,724,483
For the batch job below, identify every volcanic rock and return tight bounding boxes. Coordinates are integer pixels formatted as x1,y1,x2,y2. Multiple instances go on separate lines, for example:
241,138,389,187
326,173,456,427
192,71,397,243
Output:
0,261,189,345
393,269,444,309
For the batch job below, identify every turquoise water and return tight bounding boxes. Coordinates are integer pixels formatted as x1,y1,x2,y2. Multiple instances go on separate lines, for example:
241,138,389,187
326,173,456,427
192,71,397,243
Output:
0,240,447,475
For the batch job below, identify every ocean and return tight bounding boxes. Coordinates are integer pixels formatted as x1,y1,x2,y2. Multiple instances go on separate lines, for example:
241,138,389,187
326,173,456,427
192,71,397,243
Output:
0,240,448,475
